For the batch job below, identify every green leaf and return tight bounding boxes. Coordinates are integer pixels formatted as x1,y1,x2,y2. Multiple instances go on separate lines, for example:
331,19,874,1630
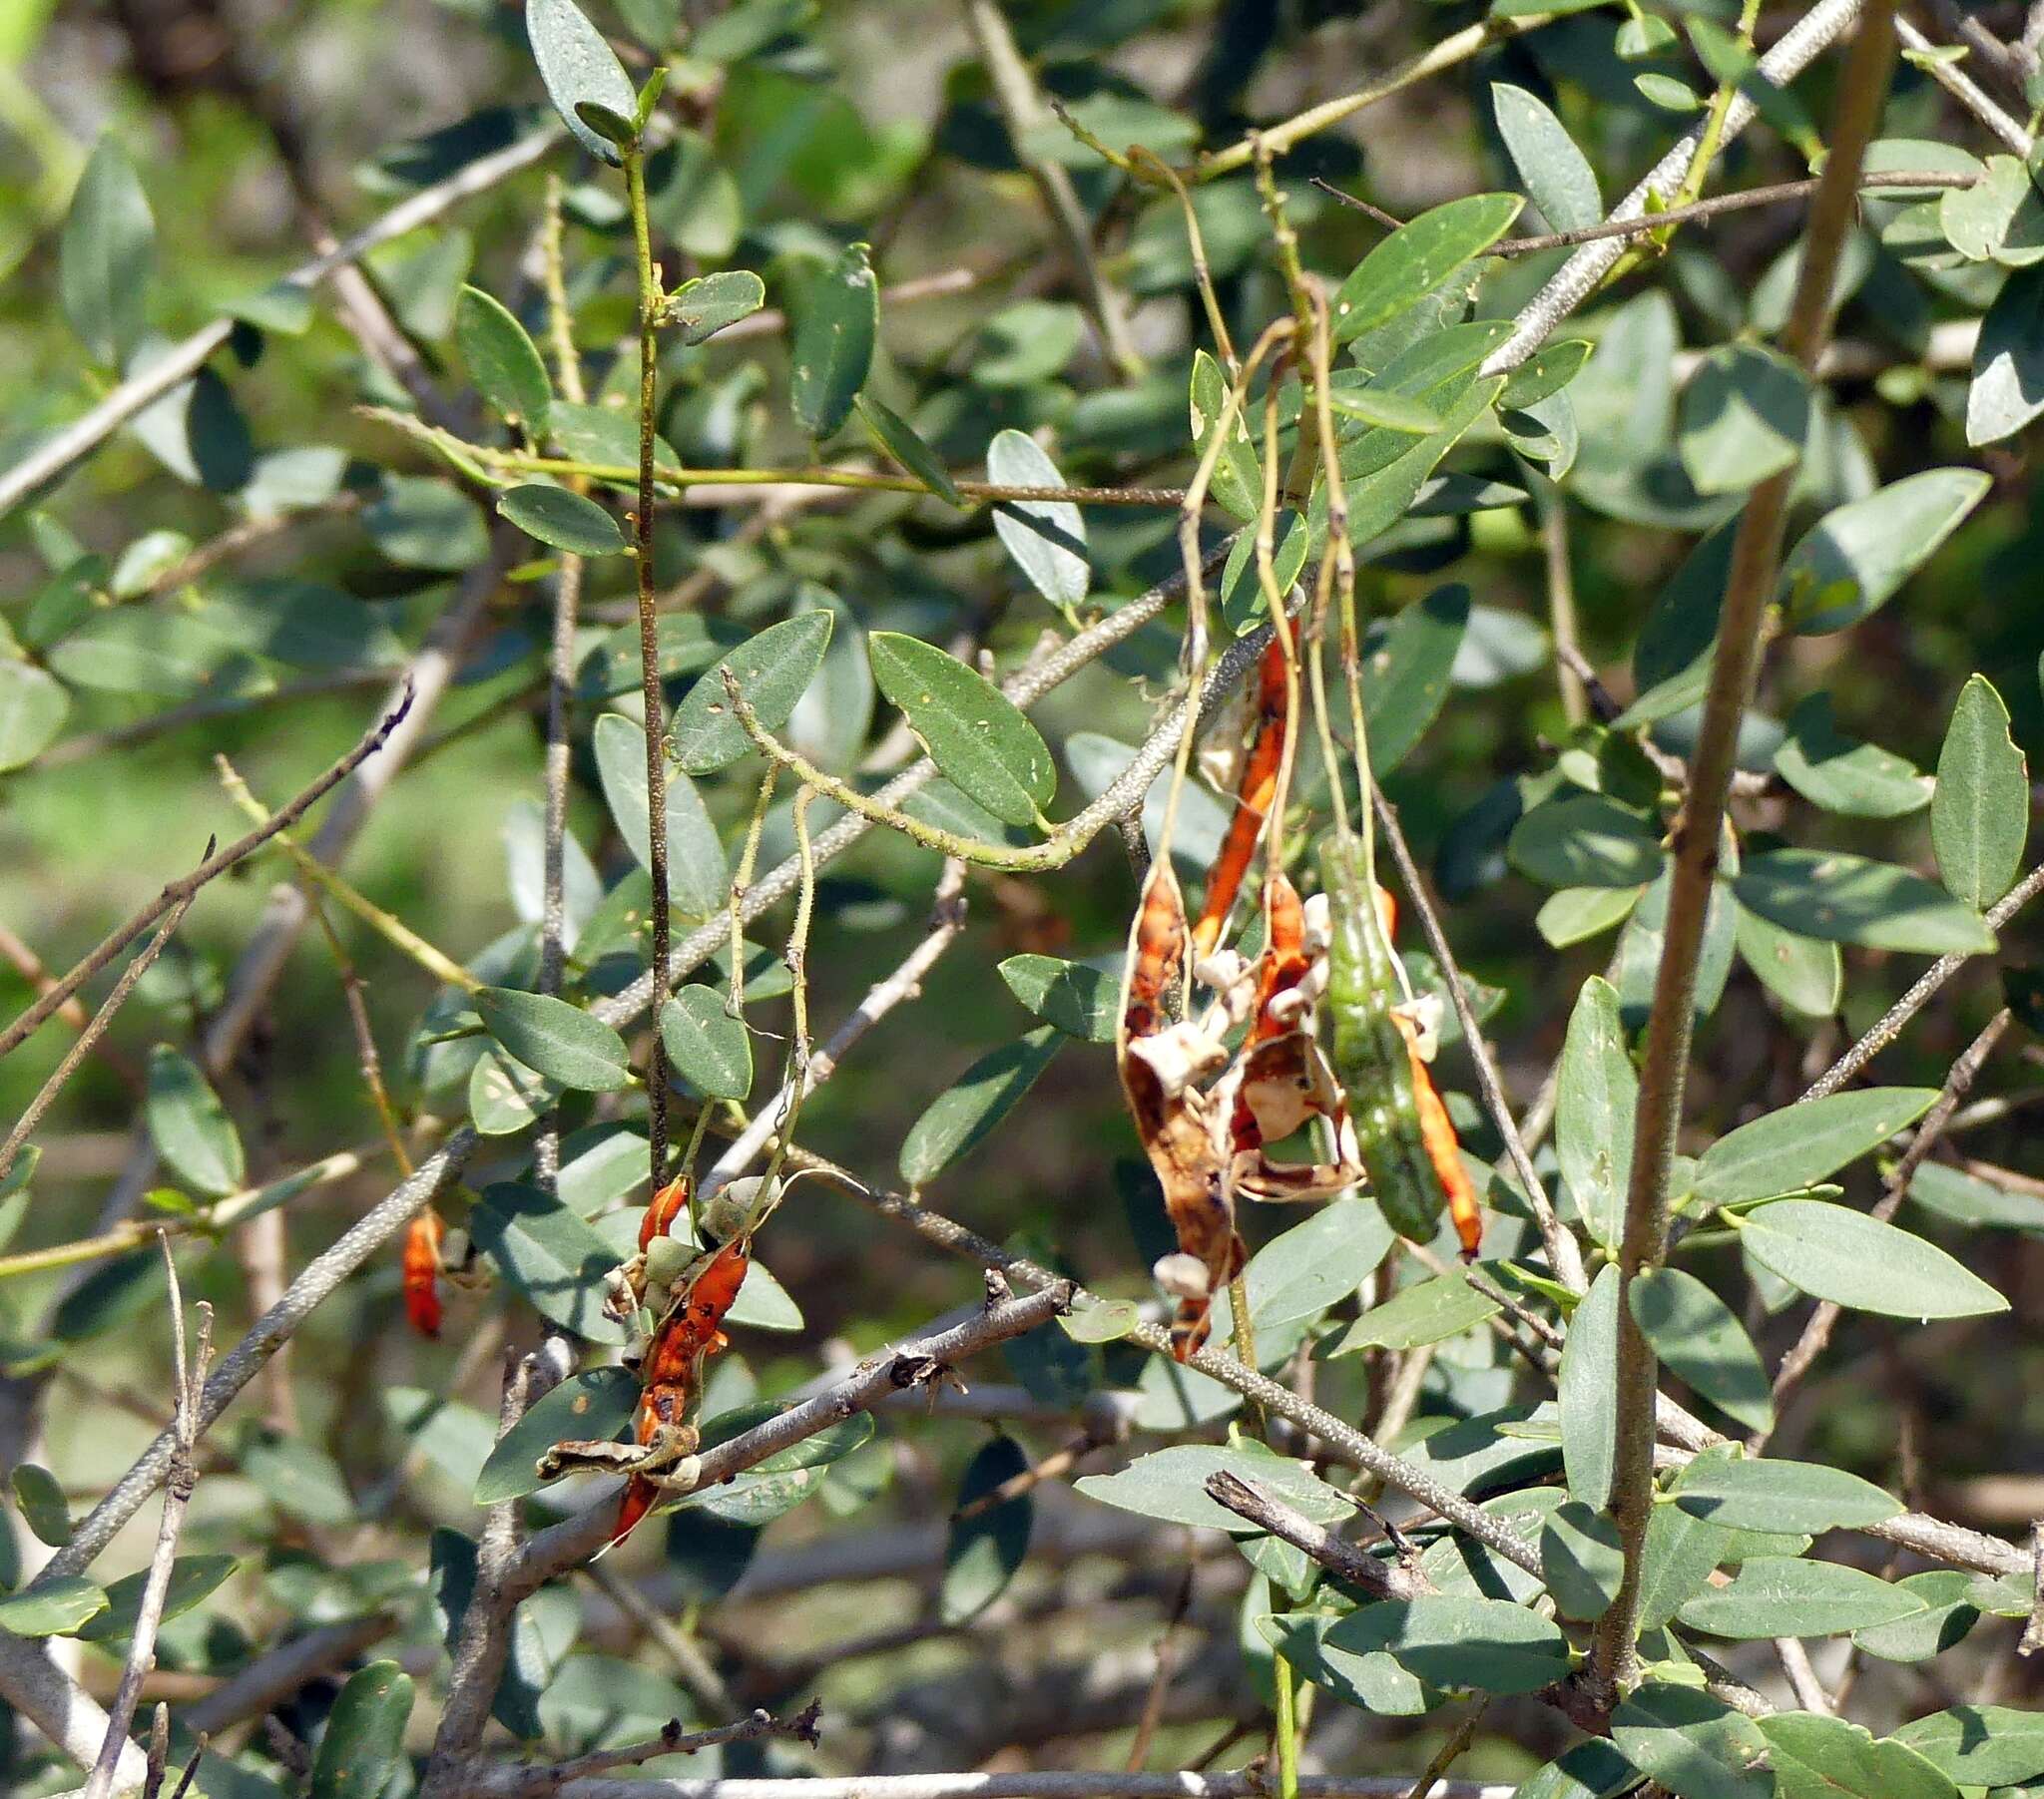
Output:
941,1435,1032,1623
469,1047,556,1136
1541,1499,1626,1620
1558,1264,1620,1510
61,136,153,366
1557,977,1635,1250
1735,848,1996,956
590,713,726,916
1850,1570,1980,1661
670,611,834,775
1679,1555,1924,1638
1630,1268,1773,1432
1346,1594,1572,1694
309,1660,415,1799
1364,583,1470,773
497,483,626,556
868,632,1055,828
662,267,765,345
1246,1198,1393,1331
1060,1296,1140,1343
1499,338,1592,411
678,1407,872,1525
79,1553,238,1643
1940,154,2044,263
241,1432,355,1527
1737,1197,2009,1319
998,954,1117,1043
1677,343,1810,496
0,656,69,770
1492,84,1601,231
1075,1441,1355,1534
660,986,753,1101
1968,261,2044,445
1538,885,1642,949
1774,692,1933,818
474,1367,639,1504
1932,674,2028,910
1638,1502,1732,1631
857,394,962,506
1322,1266,1499,1355
1672,1452,1901,1533
1331,193,1523,344
1190,348,1261,519
147,1045,245,1196
13,1463,73,1546
525,0,637,164
899,1026,1062,1185
365,475,490,571
0,1576,107,1637
988,429,1088,608
1694,1087,1937,1205
1780,469,1991,635
1266,1609,1434,1716
1759,1713,1959,1799
1611,1684,1776,1799
471,1180,631,1343
1733,903,1841,1018
1891,1705,2044,1786
1908,1159,2044,1234
790,242,877,438
476,988,633,1093
1325,384,1442,433
1508,795,1663,889
455,285,550,429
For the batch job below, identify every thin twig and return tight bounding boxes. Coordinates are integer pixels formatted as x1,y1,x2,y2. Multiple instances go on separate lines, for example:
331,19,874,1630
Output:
1404,1704,1487,1799
0,877,203,1184
438,1772,1514,1799
0,921,143,1091
1204,1473,1429,1601
0,689,413,1064
1588,0,1900,1698
84,1237,213,1799
1896,15,2035,152
460,1703,822,1799
1775,1636,1834,1714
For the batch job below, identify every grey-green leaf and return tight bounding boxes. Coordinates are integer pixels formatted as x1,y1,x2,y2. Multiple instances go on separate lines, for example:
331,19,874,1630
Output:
662,267,766,345
1968,262,2044,445
1630,1267,1773,1431
1556,976,1634,1250
497,484,626,556
941,1435,1032,1623
1774,692,1933,818
1759,1712,1959,1799
470,1180,630,1343
1780,468,1991,635
309,1660,415,1799
790,242,877,438
1611,1684,1776,1799
1738,1197,2009,1319
857,394,962,506
1331,193,1524,344
670,611,834,775
1733,903,1841,1017
868,632,1054,829
0,660,71,771
1677,343,1810,496
0,1576,107,1637
899,1026,1062,1185
1075,1441,1355,1534
1558,1264,1620,1509
525,0,638,165
1508,795,1664,889
475,988,634,1093
455,285,551,429
1678,1556,1924,1638
1541,1499,1625,1619
1365,583,1470,774
1890,1704,2044,1785
1673,1453,1901,1533
1190,348,1261,519
1492,84,1601,232
1322,1266,1500,1355
147,1045,246,1197
1932,673,2027,910
1694,1087,1937,1205
660,986,753,1101
1734,848,1996,956
474,1367,639,1503
13,1463,73,1547
591,712,727,916
998,954,1117,1043
62,136,154,366
988,429,1088,607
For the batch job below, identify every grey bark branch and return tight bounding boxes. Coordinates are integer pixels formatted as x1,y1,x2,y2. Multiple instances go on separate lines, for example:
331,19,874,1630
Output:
1204,1472,1430,1601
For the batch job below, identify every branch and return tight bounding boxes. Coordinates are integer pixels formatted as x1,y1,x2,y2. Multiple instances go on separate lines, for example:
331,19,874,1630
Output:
180,1612,398,1737
0,688,413,1065
0,126,557,516
1481,0,1864,374
0,1629,152,1791
1896,15,2035,153
31,1139,465,1583
459,1704,822,1799
1801,860,2044,1100
1203,1473,1429,1602
506,1282,1075,1596
440,1774,1513,1799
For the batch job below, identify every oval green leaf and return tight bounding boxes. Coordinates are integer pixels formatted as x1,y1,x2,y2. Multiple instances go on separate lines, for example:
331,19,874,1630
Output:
471,1180,631,1343
497,483,626,556
660,985,753,1101
309,1659,415,1799
868,631,1054,828
591,712,727,915
1556,976,1635,1251
899,1025,1062,1186
987,429,1088,608
1678,1556,1925,1639
1735,848,1996,956
0,659,70,770
476,988,633,1093
663,267,766,345
1331,192,1523,344
790,242,877,438
1932,673,2027,910
1558,1263,1620,1510
857,393,962,506
1672,1452,1902,1533
1508,794,1664,889
0,1576,107,1637
146,1044,245,1197
1738,1197,2009,1319
62,135,154,367
475,1366,640,1504
1774,692,1933,818
1695,1087,1938,1205
670,611,834,775
455,285,550,429
525,0,638,165
1630,1267,1773,1432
